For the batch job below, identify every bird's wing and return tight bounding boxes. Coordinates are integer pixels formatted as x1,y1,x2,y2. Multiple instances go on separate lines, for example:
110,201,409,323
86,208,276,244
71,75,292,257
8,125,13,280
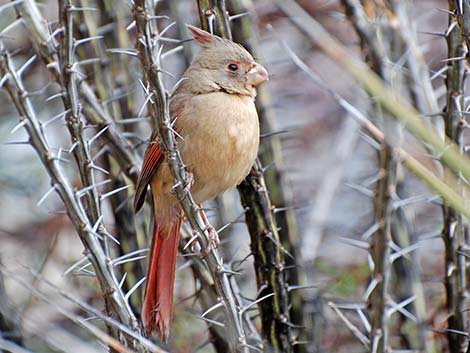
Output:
134,141,164,212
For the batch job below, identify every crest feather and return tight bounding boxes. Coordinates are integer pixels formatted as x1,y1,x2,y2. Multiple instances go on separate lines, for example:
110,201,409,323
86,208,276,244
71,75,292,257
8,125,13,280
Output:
186,25,218,46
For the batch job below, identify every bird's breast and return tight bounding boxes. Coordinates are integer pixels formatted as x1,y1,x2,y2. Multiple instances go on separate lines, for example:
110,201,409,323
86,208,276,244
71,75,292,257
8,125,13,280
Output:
176,92,259,204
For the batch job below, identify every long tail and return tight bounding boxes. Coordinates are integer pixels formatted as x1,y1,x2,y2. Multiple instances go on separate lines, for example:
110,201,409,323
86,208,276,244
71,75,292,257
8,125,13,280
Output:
142,213,183,341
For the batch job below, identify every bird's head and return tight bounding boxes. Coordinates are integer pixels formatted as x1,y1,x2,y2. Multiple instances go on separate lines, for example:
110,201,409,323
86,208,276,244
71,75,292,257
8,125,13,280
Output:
185,25,268,97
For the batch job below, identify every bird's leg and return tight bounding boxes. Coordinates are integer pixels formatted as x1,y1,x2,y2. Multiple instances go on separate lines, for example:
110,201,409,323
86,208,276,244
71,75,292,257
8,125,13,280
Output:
200,209,220,256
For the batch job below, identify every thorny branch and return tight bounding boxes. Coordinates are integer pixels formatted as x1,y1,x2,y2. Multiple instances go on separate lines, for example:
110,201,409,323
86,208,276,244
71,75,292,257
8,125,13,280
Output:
196,1,296,352
276,0,470,186
133,1,251,352
13,0,140,184
443,2,468,352
0,40,144,349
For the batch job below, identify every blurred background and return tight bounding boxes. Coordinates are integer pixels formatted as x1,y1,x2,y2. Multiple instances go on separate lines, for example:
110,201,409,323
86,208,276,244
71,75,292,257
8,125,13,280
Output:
0,0,463,352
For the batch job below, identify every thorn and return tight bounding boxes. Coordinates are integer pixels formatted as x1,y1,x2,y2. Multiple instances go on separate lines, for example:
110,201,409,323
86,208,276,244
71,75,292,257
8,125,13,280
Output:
100,185,130,200
68,6,98,12
444,20,459,37
10,120,26,134
16,55,37,77
387,296,417,322
430,66,448,81
195,315,225,327
126,20,136,31
113,255,146,267
91,145,109,162
104,229,121,244
183,233,200,250
136,92,154,118
138,37,147,48
63,256,89,276
161,45,184,60
221,268,242,276
76,179,112,197
4,140,29,145
359,131,381,150
441,54,466,63
68,141,79,153
418,30,445,38
46,27,63,43
157,67,175,78
240,293,275,316
328,301,370,347
201,301,224,318
339,237,369,250
76,57,102,67
0,0,24,14
107,48,138,57
148,15,169,21
0,73,10,87
260,130,290,138
119,272,127,288
287,284,316,292
91,214,104,233
159,21,176,38
390,243,420,263
112,249,148,267
360,222,381,240
43,109,70,127
124,276,146,301
229,12,249,21
362,277,379,301
344,182,374,198
0,18,23,37
37,185,56,206
88,125,109,146
239,344,262,352
45,92,66,102
89,163,110,175
357,308,371,333
114,116,149,125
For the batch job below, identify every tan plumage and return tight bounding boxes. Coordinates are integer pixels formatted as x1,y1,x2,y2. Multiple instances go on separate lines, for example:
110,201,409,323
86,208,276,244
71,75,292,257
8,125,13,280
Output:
134,25,268,340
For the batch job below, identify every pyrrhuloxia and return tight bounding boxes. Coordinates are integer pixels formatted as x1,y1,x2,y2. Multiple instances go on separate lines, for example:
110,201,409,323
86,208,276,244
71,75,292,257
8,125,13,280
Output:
134,25,268,340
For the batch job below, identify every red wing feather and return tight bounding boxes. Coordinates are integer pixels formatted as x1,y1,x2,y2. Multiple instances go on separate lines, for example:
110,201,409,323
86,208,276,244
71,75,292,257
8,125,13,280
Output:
134,142,164,212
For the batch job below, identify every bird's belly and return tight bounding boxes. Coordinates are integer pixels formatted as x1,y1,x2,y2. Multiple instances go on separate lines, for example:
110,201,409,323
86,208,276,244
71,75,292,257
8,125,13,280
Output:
178,93,259,204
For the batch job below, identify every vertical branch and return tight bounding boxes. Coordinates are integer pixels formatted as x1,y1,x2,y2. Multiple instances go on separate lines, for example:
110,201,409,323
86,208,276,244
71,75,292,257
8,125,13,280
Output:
196,3,295,352
196,0,231,39
57,0,101,224
238,162,293,353
341,2,397,352
369,145,394,353
133,2,250,352
14,1,140,183
443,2,468,352
228,5,304,350
0,42,141,346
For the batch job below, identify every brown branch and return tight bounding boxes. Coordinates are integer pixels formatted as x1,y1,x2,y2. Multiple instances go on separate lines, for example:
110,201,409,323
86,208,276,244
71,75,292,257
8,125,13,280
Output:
443,2,468,353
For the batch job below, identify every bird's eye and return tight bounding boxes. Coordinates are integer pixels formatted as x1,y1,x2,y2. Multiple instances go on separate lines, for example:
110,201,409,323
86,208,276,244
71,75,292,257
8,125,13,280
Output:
227,63,239,71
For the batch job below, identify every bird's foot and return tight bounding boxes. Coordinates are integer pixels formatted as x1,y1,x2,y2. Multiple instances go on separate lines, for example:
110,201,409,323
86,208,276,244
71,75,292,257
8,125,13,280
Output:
184,171,194,193
200,209,220,256
201,225,220,256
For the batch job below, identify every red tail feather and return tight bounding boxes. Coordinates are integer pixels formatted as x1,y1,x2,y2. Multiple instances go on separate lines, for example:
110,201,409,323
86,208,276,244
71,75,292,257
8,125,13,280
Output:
142,213,182,341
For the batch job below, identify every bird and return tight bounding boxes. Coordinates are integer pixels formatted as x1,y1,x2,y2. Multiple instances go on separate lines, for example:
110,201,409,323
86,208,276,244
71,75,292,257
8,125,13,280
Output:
134,24,269,341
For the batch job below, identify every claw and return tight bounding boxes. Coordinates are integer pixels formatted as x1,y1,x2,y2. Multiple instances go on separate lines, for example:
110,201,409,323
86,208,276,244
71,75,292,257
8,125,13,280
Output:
184,171,194,194
200,209,220,256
